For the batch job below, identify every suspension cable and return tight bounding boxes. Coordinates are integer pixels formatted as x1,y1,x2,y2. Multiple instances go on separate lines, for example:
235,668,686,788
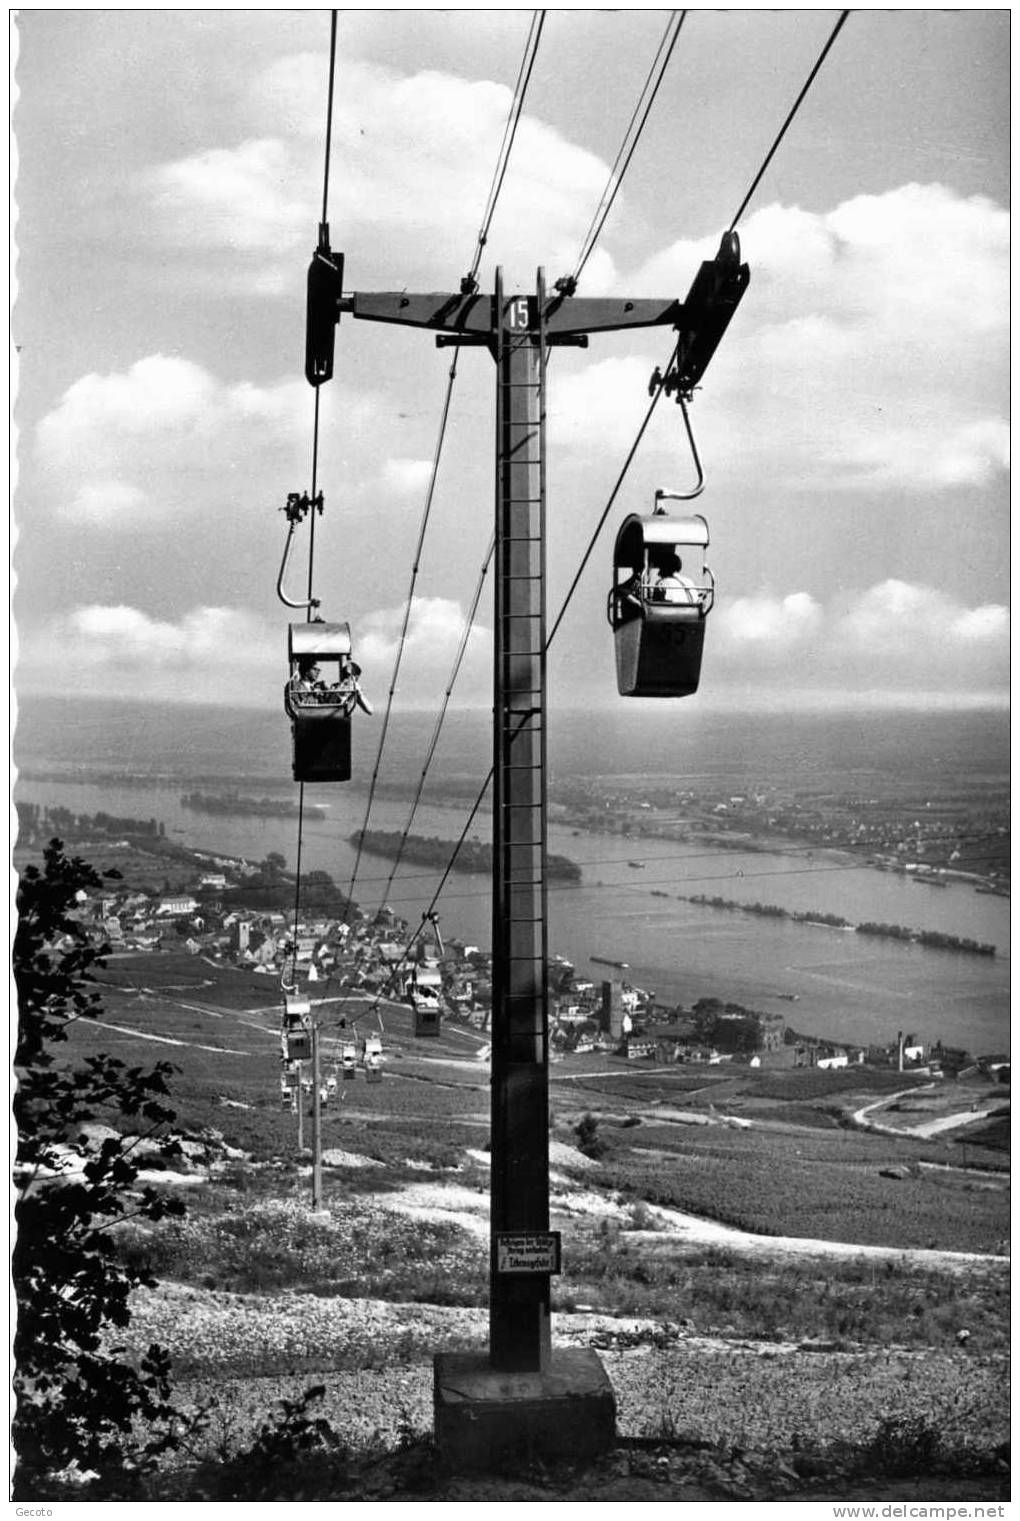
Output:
552,9,852,654
346,11,853,962
289,10,339,986
345,11,545,918
728,10,849,231
321,10,338,226
378,534,495,907
468,10,546,290
350,5,678,925
344,358,461,917
368,17,686,927
548,335,680,647
364,336,680,943
569,11,686,289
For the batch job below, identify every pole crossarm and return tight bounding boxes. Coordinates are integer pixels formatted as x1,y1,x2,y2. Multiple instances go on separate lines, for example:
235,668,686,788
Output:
341,290,681,337
341,289,493,333
337,230,748,389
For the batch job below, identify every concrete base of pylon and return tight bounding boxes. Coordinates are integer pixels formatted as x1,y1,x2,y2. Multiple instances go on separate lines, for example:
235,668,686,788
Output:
433,1348,616,1473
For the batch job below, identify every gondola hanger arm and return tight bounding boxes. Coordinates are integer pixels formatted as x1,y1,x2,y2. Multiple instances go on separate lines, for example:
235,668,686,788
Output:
276,490,324,610
654,393,705,505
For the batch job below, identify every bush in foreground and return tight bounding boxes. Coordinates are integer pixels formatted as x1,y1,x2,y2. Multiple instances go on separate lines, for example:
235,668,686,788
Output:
13,841,187,1494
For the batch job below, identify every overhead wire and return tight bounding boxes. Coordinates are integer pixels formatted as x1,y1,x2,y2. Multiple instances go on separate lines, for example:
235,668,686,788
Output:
362,17,692,929
360,8,861,941
468,10,547,291
376,534,496,908
549,11,851,654
288,8,339,988
343,359,461,917
567,11,686,290
345,11,546,919
404,346,680,910
728,9,849,231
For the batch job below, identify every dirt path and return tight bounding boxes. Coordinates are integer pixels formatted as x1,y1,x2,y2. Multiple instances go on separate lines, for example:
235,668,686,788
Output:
89,1017,251,1057
852,1086,999,1141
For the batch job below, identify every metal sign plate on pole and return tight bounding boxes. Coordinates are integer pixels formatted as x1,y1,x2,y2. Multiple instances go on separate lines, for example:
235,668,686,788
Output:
495,1231,562,1275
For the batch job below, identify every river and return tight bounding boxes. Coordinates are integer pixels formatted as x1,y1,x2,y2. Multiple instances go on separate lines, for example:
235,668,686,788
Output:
14,771,1010,1059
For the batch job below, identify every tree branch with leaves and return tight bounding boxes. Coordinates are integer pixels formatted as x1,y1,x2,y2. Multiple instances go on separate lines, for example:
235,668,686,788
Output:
13,839,187,1495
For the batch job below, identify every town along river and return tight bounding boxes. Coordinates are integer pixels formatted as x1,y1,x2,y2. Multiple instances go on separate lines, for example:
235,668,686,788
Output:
15,773,1009,1059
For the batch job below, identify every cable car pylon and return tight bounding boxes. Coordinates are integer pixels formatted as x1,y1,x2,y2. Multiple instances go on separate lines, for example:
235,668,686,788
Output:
322,238,748,1466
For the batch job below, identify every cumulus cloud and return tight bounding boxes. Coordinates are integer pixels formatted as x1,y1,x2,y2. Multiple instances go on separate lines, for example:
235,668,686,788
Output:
709,579,1008,697
357,595,492,704
717,591,822,650
142,57,620,291
555,184,1008,492
147,139,308,258
17,603,282,705
65,604,276,667
34,354,381,525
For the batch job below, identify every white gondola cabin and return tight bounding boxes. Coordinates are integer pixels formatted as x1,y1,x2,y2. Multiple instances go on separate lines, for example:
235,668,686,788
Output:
285,620,370,783
341,1040,358,1078
364,1034,383,1082
608,507,714,698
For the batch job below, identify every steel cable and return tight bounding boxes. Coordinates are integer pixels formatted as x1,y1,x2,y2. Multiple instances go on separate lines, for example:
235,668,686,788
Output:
345,12,546,917
570,11,686,288
347,8,862,977
728,10,850,231
288,11,339,986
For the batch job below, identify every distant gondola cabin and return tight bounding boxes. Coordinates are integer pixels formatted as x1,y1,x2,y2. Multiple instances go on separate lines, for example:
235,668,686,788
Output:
286,1028,310,1061
608,511,714,697
284,991,311,1061
413,1003,441,1038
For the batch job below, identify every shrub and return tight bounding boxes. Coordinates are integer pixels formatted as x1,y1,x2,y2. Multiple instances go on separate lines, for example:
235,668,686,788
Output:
858,1414,948,1477
574,1112,608,1161
12,840,186,1495
184,1387,350,1500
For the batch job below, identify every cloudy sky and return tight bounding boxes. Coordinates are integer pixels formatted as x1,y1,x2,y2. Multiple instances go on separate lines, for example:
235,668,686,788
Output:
12,8,1009,719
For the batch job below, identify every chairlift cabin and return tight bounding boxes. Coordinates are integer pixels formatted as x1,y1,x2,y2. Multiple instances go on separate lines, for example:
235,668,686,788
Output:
341,1040,358,1077
286,1028,310,1061
413,1002,442,1038
285,621,356,782
284,990,311,1061
608,508,714,698
364,1035,383,1082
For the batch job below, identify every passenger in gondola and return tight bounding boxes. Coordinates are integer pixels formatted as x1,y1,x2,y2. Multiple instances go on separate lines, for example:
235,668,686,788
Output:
651,551,698,605
329,656,374,716
290,657,325,702
620,566,650,611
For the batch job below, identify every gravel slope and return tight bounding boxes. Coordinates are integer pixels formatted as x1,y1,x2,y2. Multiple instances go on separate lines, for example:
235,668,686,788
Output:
125,1283,1008,1471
